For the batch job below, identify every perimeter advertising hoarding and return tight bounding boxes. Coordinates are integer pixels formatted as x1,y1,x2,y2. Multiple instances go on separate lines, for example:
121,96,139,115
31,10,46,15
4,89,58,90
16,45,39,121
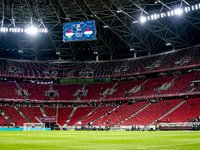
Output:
63,20,96,42
37,117,56,123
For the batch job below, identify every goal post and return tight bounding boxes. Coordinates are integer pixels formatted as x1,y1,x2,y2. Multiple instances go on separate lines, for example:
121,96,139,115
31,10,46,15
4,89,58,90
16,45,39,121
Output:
23,123,45,131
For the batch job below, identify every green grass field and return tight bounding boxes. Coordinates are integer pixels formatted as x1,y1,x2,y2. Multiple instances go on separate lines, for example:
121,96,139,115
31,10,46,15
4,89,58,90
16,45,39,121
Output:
0,131,200,150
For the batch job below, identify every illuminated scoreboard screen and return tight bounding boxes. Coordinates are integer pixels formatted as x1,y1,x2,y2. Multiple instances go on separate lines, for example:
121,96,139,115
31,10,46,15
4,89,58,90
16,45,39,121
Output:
63,20,96,42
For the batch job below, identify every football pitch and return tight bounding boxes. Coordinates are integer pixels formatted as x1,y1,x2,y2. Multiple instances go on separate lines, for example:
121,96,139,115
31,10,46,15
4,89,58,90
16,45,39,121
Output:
0,131,200,150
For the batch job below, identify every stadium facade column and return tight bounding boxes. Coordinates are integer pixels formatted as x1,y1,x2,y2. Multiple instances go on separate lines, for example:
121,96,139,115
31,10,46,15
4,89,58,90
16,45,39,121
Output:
134,52,137,58
96,54,99,62
110,54,113,60
148,50,151,56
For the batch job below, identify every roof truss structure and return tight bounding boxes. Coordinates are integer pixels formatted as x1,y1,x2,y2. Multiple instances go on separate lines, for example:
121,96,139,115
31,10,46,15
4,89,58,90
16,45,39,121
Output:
0,0,200,61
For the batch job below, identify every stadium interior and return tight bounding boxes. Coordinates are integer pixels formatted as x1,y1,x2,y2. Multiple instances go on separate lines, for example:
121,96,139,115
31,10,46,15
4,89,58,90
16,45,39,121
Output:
0,0,200,132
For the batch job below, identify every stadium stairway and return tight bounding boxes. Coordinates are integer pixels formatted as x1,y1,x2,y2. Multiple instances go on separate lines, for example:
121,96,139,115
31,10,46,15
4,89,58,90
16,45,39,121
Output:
40,106,47,117
65,107,77,126
73,107,98,126
0,111,14,125
127,80,148,97
155,76,178,95
16,83,29,100
115,103,151,126
92,106,119,125
148,99,186,126
35,117,43,123
67,107,95,126
101,82,118,99
14,106,32,123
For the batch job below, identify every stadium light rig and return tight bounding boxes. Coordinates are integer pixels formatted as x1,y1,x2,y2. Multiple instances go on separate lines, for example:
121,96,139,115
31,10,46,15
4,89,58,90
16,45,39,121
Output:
138,3,200,23
0,27,48,34
166,43,171,46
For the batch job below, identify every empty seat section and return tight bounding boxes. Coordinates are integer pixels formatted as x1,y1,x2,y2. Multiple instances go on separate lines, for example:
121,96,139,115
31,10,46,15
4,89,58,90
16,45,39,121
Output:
18,107,43,123
120,99,183,126
44,107,57,117
57,107,74,126
54,84,82,100
158,98,200,123
67,107,95,126
0,81,20,99
0,113,10,125
77,106,115,126
1,106,28,126
93,101,149,126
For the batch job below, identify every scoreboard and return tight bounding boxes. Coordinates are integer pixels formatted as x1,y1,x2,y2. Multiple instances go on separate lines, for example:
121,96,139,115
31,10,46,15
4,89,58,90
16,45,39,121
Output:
63,20,96,42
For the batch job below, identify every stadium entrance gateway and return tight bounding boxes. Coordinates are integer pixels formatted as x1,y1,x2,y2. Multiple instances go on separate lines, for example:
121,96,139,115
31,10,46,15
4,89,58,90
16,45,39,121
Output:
37,117,57,128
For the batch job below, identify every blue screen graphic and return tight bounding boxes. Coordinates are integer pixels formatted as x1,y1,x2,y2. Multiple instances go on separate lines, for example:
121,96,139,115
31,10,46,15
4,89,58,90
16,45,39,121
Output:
63,20,96,42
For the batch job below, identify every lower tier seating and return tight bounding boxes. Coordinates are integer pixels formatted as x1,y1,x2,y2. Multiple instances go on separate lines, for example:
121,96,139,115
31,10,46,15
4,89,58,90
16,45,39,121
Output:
76,106,116,126
92,101,149,126
57,107,74,126
18,107,43,123
0,113,10,126
0,97,199,127
157,98,200,123
1,106,29,126
67,107,95,126
120,99,183,126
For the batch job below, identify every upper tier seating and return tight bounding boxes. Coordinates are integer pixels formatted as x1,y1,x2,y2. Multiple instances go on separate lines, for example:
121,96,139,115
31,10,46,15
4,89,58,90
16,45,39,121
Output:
1,46,200,78
0,82,22,99
19,83,50,100
80,82,116,100
53,84,83,100
0,73,199,101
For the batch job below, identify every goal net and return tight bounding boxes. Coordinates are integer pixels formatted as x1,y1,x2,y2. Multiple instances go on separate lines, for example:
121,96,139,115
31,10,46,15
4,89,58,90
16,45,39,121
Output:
23,123,45,131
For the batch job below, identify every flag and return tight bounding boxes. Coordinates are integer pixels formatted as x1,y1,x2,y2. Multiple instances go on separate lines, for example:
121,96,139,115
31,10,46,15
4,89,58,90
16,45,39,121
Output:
84,28,93,37
65,30,74,39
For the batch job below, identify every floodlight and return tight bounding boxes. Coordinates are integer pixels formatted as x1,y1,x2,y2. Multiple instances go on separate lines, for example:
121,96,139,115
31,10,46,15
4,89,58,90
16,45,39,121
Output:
195,5,198,10
26,27,38,35
56,51,60,55
171,11,174,16
185,7,188,12
117,9,123,13
44,28,48,33
167,12,171,17
154,14,158,19
166,43,171,46
140,16,146,23
174,8,183,15
133,21,138,23
103,25,109,28
150,15,154,20
0,27,7,32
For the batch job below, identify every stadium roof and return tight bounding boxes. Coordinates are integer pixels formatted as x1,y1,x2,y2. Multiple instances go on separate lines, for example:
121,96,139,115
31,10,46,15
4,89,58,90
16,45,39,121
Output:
0,0,200,61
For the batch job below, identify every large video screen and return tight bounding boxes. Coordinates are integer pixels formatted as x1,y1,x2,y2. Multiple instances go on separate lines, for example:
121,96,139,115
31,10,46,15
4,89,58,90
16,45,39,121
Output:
63,20,96,42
